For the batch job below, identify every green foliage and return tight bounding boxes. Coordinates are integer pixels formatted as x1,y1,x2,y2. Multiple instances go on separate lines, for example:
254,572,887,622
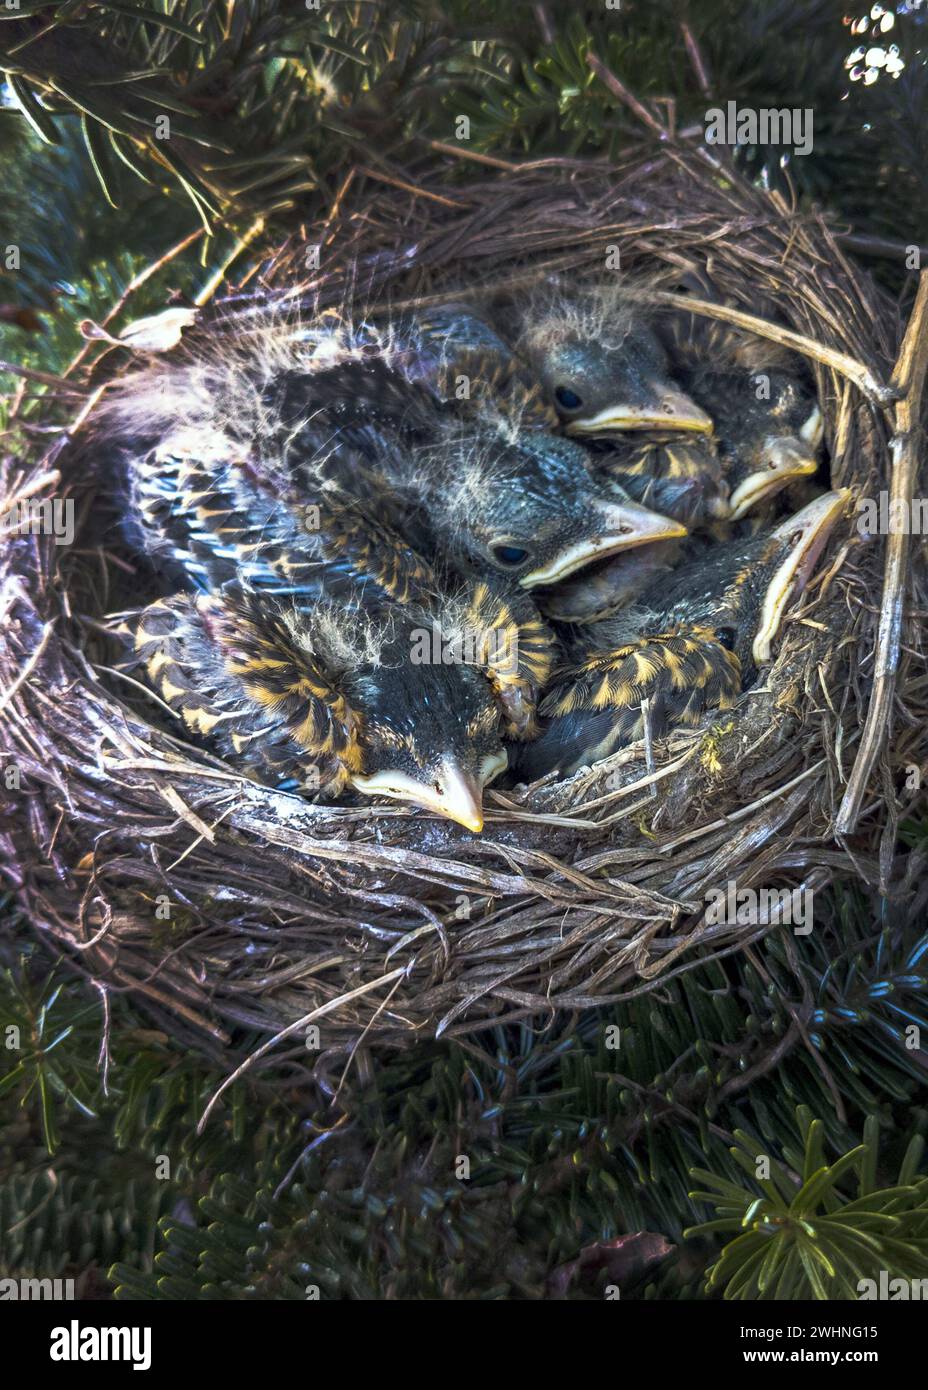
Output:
1,0,927,267
0,117,206,413
0,949,101,1153
0,108,192,300
0,1157,169,1290
1,0,502,230
4,878,928,1298
0,930,298,1288
687,1108,928,1300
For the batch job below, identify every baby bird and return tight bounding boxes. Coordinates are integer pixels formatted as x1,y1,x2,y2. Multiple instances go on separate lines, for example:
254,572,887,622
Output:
101,352,546,826
554,352,822,618
410,420,687,589
126,439,556,741
550,304,825,612
684,359,822,523
493,277,819,527
514,489,849,781
128,306,675,593
262,354,688,589
497,280,714,437
575,348,821,531
662,295,823,521
124,582,507,831
102,339,565,737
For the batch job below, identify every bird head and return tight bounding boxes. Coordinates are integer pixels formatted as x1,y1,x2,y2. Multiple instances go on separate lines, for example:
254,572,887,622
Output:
721,371,823,519
648,489,850,668
207,589,507,831
433,428,687,589
347,653,507,833
726,435,820,521
508,281,714,436
521,319,712,437
666,321,822,519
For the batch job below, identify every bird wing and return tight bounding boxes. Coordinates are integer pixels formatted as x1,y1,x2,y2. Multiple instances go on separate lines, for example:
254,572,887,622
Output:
545,626,741,723
320,500,442,608
267,357,446,448
412,305,520,390
449,579,557,738
595,437,729,527
134,446,448,616
517,626,741,778
122,589,362,791
411,307,558,428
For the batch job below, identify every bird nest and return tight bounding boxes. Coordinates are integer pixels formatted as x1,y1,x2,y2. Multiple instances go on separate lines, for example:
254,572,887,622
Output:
3,138,926,1086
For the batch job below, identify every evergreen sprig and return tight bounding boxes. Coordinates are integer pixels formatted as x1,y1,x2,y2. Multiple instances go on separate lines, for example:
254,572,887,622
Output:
4,884,928,1298
0,950,101,1154
687,1108,928,1300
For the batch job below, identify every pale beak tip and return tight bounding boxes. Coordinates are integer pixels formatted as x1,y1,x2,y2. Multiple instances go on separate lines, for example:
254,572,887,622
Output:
350,764,486,832
609,504,689,544
437,759,486,833
444,796,484,832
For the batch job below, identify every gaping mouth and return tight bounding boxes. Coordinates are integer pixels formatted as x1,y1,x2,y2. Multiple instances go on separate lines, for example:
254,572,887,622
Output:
564,384,714,438
728,437,820,521
538,539,684,623
351,751,507,832
519,502,687,588
752,488,851,663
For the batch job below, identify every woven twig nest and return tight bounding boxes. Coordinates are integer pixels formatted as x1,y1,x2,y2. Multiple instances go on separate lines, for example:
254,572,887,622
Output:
3,141,926,1082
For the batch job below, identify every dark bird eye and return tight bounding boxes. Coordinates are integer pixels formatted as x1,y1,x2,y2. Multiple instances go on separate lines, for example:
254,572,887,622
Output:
554,385,583,412
716,627,737,651
490,542,530,568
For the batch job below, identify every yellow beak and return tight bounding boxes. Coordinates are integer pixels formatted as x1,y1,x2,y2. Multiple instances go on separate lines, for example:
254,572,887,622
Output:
519,500,687,588
351,752,506,833
565,382,714,437
728,437,820,521
752,489,851,663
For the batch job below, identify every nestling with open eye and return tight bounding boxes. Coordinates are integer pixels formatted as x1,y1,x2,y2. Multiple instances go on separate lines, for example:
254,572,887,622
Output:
103,342,563,741
260,353,688,588
495,279,714,437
